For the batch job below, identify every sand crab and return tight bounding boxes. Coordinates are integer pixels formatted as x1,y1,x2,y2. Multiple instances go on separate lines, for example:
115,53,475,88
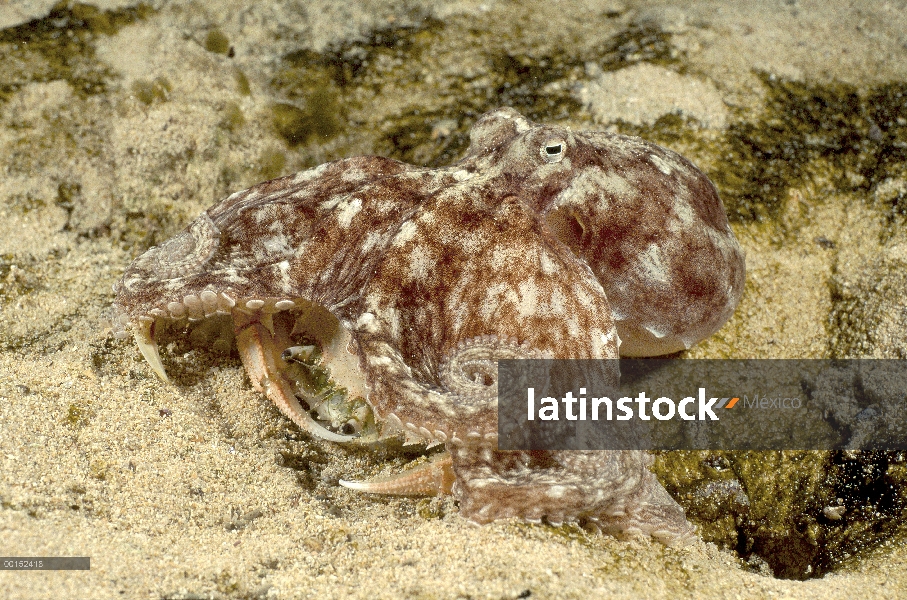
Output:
113,108,745,544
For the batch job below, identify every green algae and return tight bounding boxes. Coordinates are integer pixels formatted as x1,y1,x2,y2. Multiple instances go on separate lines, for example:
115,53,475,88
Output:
65,401,92,428
55,181,79,230
269,19,680,166
0,1,155,104
255,147,287,181
204,29,230,55
592,22,678,73
234,68,251,96
0,253,39,304
117,204,183,252
379,108,473,168
270,96,342,146
270,50,345,146
214,568,241,595
416,497,447,520
711,77,907,224
318,19,445,90
654,449,907,579
88,458,108,480
131,75,172,105
219,101,245,132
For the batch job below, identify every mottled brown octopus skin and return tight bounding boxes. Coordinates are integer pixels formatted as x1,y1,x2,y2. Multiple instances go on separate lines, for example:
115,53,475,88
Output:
113,108,745,545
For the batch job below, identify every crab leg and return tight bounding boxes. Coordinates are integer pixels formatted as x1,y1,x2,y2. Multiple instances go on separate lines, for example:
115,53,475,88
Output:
133,319,170,383
233,309,357,442
340,452,455,496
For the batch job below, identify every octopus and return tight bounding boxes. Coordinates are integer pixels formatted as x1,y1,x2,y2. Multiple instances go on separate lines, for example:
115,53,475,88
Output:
113,107,745,545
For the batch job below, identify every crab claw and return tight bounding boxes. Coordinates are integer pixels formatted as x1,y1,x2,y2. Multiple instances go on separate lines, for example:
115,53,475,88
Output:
340,452,455,496
233,309,358,443
134,319,170,384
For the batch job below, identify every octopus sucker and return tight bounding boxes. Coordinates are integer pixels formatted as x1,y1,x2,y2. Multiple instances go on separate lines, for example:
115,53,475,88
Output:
119,290,377,442
114,107,745,545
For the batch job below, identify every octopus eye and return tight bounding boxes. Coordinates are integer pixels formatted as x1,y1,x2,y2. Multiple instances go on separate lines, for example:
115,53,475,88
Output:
540,138,566,163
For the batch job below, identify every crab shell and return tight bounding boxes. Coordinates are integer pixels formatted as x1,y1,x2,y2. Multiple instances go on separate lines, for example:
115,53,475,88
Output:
112,107,744,544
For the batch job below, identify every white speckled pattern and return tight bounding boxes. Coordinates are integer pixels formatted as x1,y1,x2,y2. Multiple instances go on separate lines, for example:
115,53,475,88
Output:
113,108,745,545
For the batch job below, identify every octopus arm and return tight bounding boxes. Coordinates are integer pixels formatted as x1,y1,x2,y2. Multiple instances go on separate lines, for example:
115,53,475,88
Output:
344,198,694,542
450,447,696,545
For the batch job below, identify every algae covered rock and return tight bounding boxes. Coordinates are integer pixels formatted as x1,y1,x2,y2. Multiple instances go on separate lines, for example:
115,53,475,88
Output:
656,449,907,579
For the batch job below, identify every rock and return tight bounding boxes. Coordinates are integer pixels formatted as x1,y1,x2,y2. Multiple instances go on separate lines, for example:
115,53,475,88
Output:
577,63,728,128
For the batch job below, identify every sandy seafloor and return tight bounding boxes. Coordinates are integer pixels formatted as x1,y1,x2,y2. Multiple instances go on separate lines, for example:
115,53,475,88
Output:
2,0,907,598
